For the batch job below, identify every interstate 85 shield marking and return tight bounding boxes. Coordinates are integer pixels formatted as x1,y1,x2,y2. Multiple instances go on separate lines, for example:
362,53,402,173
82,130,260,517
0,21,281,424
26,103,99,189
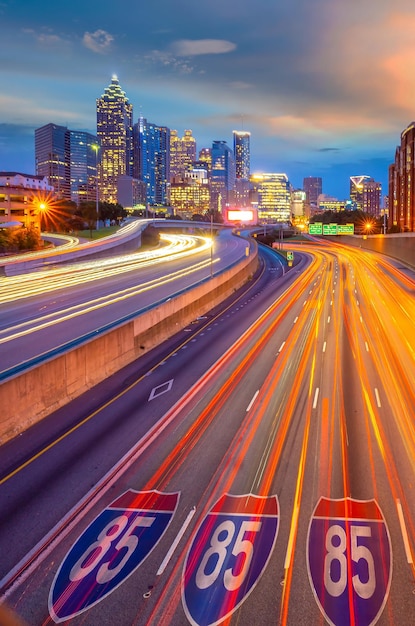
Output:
307,497,392,626
49,490,179,622
182,493,279,626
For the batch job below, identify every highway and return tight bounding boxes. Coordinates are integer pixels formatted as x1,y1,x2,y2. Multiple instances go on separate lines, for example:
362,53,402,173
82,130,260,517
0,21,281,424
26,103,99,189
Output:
1,238,415,625
0,229,247,376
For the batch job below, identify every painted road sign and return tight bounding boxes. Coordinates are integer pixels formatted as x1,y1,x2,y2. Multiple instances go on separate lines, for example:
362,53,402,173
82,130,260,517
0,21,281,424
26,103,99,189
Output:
49,490,179,622
307,497,392,626
182,493,279,626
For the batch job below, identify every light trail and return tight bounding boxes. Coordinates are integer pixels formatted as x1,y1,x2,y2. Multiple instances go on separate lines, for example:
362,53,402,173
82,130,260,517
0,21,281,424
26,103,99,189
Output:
0,233,212,303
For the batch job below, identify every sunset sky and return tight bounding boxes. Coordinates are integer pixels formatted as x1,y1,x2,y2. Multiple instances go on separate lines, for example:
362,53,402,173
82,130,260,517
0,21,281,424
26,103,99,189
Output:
2,0,415,198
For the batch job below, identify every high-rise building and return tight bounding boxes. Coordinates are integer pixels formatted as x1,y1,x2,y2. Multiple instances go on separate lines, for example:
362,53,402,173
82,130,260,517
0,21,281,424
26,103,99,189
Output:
96,75,133,204
250,173,291,222
349,175,371,211
389,122,415,232
233,131,250,180
133,117,170,205
362,179,382,217
68,131,99,205
303,176,322,207
35,123,71,201
169,129,196,181
35,124,98,205
210,140,236,211
169,166,210,219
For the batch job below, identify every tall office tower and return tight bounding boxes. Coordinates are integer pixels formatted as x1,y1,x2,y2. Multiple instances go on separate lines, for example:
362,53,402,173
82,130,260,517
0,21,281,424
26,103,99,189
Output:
349,175,371,211
250,173,291,222
389,122,415,232
68,130,99,204
362,179,382,217
303,176,322,207
170,129,197,180
210,141,236,212
198,147,212,169
35,123,71,200
133,117,170,205
233,130,250,180
96,75,133,204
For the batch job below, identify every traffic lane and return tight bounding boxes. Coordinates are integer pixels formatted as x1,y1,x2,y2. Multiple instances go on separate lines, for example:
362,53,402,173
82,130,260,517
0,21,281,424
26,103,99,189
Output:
0,251,318,620
0,248,310,580
6,258,321,626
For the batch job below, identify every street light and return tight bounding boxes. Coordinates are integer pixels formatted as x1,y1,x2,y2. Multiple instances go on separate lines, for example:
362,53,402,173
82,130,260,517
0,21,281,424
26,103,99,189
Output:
91,143,100,231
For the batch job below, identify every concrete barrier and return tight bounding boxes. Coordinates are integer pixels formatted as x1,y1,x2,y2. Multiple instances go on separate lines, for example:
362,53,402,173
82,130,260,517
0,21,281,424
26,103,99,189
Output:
0,248,258,444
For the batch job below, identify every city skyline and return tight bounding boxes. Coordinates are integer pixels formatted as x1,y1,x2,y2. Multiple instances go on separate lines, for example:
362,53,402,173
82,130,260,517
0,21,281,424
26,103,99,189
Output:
2,1,415,198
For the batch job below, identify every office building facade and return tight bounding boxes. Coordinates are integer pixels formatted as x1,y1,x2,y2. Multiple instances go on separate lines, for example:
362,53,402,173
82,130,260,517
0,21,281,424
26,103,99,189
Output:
303,176,322,207
210,140,236,212
233,131,250,180
133,117,170,205
250,173,291,222
35,123,71,201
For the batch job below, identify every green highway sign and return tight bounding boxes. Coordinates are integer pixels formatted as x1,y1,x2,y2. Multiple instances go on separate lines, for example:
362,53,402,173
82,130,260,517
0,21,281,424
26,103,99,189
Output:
323,223,338,235
308,223,322,234
337,224,355,234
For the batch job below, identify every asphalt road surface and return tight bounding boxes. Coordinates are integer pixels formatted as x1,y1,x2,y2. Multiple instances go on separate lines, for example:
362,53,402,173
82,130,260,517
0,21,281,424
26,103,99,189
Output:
1,240,415,625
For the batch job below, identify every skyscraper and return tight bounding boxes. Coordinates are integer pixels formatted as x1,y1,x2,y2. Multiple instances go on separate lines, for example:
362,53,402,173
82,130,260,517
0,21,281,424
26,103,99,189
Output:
96,75,133,204
210,140,236,211
170,130,197,180
68,130,99,204
233,131,250,180
134,117,170,205
303,176,322,207
35,123,71,200
350,175,371,211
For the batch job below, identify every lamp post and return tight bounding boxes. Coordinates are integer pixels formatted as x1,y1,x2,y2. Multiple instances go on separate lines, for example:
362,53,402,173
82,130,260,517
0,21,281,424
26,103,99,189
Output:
92,144,100,231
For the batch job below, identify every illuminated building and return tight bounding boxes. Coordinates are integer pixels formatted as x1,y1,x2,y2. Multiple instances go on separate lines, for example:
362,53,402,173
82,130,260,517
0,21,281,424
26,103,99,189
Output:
0,172,53,230
291,189,306,218
317,195,348,212
198,148,212,170
170,130,197,180
250,173,291,222
349,175,371,210
68,131,99,205
303,176,322,207
362,180,382,217
169,167,210,219
233,131,250,180
210,140,235,212
96,75,133,204
389,122,415,232
35,123,71,201
133,117,170,205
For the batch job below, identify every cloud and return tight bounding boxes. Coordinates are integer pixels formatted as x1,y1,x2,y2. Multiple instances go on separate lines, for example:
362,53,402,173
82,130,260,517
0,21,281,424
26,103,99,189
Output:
83,30,114,54
170,39,236,56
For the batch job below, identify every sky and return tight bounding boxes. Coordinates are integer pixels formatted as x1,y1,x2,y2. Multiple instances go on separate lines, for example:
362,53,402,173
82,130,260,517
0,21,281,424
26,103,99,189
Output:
2,0,415,199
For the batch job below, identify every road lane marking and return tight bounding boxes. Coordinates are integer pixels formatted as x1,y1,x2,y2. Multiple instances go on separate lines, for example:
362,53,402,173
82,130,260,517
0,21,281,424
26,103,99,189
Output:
156,506,196,576
365,342,369,351
293,316,298,324
246,390,260,412
322,341,326,353
278,341,286,353
374,388,381,407
396,499,413,564
149,379,174,401
312,388,319,409
327,316,331,323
